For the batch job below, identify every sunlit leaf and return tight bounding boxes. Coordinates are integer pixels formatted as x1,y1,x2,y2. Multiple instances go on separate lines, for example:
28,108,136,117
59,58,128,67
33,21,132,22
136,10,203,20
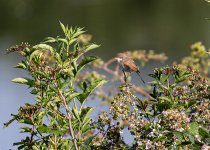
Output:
11,77,34,86
30,44,55,61
68,92,80,101
44,37,56,43
174,131,184,142
73,28,85,38
13,62,26,69
160,74,169,83
29,50,42,61
72,100,81,121
20,127,33,133
69,38,77,45
188,122,199,136
19,119,33,125
85,44,100,52
57,38,68,45
158,96,171,102
146,111,153,116
183,132,195,144
37,125,49,133
59,21,66,34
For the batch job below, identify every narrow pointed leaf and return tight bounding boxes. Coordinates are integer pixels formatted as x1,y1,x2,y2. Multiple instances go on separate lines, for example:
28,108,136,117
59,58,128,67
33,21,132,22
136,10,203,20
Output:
59,21,66,34
77,56,97,73
4,118,16,128
68,92,80,101
44,37,56,43
13,62,26,69
11,77,34,86
85,44,100,52
77,79,107,104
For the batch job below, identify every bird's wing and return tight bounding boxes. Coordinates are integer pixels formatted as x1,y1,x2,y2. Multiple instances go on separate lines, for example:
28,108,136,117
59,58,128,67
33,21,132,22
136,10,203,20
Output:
123,59,138,72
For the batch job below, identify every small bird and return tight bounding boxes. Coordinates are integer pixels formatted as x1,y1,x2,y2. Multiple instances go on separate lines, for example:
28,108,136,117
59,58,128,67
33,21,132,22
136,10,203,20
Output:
115,52,145,84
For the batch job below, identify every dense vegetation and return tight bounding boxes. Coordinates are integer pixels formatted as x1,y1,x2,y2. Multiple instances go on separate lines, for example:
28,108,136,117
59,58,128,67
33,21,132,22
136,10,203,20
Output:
5,23,210,149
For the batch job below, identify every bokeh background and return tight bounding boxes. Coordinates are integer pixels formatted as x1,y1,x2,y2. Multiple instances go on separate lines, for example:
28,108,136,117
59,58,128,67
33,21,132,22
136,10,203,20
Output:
1,0,210,149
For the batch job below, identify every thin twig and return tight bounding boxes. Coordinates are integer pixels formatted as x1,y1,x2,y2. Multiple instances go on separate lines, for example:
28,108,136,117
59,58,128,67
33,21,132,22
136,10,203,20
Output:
53,73,79,150
98,58,155,100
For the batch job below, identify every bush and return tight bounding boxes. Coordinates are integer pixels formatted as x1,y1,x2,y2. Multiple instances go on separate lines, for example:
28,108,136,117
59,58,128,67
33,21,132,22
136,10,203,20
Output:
5,23,210,150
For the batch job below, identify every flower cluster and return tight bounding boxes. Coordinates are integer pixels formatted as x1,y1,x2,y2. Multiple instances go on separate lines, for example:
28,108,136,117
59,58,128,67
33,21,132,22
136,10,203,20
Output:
6,42,30,54
162,109,190,132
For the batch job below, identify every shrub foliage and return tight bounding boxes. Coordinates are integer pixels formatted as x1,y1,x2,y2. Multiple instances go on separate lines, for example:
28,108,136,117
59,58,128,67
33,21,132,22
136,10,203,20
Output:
5,23,210,150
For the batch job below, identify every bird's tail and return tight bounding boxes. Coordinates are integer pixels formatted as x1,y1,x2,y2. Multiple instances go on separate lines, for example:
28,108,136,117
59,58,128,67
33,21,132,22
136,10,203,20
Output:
136,70,146,84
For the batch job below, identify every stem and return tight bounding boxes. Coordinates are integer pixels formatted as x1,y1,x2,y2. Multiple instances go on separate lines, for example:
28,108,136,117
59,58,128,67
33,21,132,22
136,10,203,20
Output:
167,79,174,101
57,89,79,150
101,58,156,100
53,74,79,150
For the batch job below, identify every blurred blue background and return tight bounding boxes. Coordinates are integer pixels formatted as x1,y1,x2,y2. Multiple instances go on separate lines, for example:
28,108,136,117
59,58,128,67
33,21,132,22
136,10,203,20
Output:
1,0,210,149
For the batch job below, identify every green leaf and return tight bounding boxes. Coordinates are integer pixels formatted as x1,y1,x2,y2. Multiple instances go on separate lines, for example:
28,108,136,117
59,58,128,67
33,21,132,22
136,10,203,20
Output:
174,71,191,83
174,131,184,142
158,96,171,102
77,56,98,74
85,44,100,52
59,21,66,34
185,100,197,108
148,73,157,79
72,100,81,121
73,27,85,38
72,61,78,77
57,38,68,45
34,71,47,77
37,125,49,133
146,111,154,116
77,79,107,104
30,44,54,60
160,74,169,83
68,92,80,101
143,123,150,131
184,132,195,144
17,145,25,150
81,107,94,122
50,129,64,136
69,38,77,45
84,135,96,146
44,37,56,43
61,81,71,89
81,81,88,91
148,80,160,85
199,127,210,138
188,122,199,136
55,52,62,64
11,77,34,86
20,127,33,133
81,123,91,133
29,49,42,61
19,119,33,125
13,62,26,69
4,118,16,128
13,141,24,146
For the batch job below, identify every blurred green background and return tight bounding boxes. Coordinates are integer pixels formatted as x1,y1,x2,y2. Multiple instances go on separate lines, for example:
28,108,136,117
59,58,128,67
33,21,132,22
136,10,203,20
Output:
1,0,210,149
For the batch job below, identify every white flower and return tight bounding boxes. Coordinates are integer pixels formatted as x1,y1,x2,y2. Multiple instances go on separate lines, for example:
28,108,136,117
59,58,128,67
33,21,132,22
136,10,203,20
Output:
186,117,190,122
201,144,210,150
176,128,184,132
146,140,152,149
